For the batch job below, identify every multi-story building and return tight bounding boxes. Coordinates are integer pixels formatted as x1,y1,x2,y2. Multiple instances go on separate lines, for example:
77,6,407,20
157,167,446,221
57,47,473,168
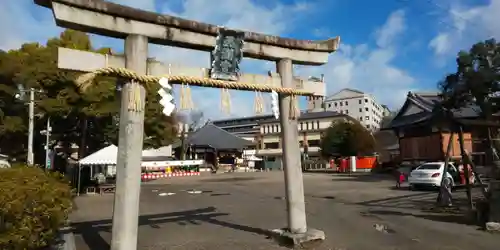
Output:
212,111,351,162
381,104,392,117
255,111,351,161
211,115,275,143
318,88,387,131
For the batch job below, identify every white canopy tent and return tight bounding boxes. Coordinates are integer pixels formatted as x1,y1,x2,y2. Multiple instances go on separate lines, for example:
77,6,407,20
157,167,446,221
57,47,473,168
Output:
76,144,172,195
78,145,173,165
79,144,118,165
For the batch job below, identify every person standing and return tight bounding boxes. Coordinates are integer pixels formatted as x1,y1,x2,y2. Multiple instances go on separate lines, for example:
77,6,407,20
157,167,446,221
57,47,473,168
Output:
396,171,405,189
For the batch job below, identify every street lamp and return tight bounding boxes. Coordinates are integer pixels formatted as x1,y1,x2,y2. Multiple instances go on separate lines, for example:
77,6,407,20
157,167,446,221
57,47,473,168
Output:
16,88,44,166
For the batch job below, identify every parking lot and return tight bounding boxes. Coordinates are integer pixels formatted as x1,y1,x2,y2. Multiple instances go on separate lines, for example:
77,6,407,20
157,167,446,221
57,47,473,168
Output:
70,172,500,250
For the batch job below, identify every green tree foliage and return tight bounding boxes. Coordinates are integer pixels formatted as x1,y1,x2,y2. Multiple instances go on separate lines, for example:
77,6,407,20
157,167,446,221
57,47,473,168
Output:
0,50,27,157
0,166,73,249
320,120,376,157
439,38,500,119
0,29,177,161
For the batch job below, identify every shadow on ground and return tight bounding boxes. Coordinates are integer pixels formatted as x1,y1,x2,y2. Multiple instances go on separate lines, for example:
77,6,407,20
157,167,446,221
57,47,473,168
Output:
71,207,274,250
202,177,258,183
366,209,478,227
354,192,435,209
328,174,393,183
356,189,481,212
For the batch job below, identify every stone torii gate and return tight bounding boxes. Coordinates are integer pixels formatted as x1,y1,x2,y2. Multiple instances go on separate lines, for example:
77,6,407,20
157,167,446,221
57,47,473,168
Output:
35,0,340,248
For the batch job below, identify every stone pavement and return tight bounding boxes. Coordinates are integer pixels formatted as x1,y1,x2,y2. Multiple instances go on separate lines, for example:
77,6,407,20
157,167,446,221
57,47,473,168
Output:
70,172,500,250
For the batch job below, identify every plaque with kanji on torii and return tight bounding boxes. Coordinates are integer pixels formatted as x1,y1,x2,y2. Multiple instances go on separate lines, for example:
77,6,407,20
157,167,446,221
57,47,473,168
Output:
210,28,244,81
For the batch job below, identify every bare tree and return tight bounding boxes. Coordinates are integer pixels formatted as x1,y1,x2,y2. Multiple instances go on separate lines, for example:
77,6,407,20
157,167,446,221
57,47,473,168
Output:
176,111,205,160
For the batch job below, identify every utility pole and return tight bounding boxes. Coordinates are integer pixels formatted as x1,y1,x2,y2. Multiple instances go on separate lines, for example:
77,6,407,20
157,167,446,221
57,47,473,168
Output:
27,88,35,165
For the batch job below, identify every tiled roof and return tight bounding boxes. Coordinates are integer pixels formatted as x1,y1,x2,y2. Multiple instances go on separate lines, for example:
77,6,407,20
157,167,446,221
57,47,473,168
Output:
172,124,253,150
387,92,482,129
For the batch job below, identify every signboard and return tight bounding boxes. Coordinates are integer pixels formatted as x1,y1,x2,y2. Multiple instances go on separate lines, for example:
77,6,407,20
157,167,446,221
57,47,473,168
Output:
46,150,55,169
210,28,244,81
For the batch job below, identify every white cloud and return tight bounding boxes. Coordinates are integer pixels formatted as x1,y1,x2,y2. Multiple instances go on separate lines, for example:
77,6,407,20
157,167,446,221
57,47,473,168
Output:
2,0,416,119
429,0,500,57
298,9,415,109
0,0,62,51
375,9,406,48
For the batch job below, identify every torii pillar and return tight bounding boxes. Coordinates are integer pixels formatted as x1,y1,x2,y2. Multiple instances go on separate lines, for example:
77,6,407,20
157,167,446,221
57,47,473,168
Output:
34,0,340,248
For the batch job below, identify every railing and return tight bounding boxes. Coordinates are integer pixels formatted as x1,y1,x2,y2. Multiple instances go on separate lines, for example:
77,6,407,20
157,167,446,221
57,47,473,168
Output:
302,161,330,171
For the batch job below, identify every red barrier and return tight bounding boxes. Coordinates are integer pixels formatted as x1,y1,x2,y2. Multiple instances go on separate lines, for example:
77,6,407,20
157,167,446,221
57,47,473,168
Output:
340,159,348,172
355,157,377,170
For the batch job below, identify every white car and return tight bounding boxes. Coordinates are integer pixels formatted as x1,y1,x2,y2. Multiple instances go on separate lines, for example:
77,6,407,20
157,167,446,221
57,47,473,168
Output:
408,162,472,189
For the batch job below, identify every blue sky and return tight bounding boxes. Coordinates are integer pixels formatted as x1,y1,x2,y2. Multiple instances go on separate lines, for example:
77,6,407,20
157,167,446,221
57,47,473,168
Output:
1,0,499,120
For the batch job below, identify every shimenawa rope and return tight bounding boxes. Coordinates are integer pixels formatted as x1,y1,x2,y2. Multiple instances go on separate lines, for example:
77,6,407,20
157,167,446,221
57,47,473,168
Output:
75,67,313,96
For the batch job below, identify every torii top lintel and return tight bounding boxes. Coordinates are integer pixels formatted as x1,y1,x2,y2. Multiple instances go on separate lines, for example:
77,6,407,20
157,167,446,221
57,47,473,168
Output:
34,0,340,65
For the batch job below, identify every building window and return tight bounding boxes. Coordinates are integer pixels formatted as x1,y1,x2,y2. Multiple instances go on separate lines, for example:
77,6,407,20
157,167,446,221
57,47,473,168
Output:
317,121,320,129
359,99,362,104
345,101,348,105
365,99,368,103
366,125,370,129
345,110,349,114
328,103,332,108
365,107,368,111
334,102,337,107
300,122,303,130
264,142,279,149
308,140,320,147
359,117,362,121
365,116,369,120
340,102,343,106
359,108,362,112
306,122,309,130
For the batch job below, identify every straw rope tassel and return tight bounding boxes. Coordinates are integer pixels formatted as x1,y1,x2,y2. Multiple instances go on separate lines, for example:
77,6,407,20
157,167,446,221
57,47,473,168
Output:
185,84,194,110
289,95,300,120
254,91,264,114
221,88,231,114
127,80,143,112
180,83,188,110
179,83,185,109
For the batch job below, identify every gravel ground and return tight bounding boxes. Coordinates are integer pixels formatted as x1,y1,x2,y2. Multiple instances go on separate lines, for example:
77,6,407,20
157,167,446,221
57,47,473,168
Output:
70,172,500,250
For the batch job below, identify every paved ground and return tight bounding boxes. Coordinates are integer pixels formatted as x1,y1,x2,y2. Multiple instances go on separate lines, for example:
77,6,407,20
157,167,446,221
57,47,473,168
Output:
70,172,500,250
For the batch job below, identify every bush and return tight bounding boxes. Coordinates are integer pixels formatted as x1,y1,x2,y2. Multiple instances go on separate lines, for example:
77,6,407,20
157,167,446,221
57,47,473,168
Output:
0,166,73,249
